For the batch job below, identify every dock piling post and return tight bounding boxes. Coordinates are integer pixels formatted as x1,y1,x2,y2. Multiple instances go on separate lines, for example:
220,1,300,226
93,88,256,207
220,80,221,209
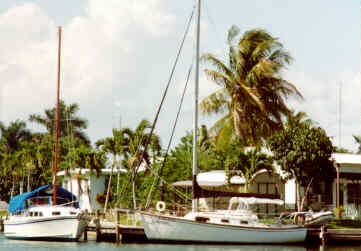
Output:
83,228,88,241
116,209,120,243
0,216,3,232
95,210,101,242
320,225,327,247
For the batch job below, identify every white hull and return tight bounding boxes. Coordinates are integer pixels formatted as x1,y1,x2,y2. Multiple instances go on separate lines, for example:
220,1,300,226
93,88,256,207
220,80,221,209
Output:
4,206,88,241
5,216,87,241
141,212,307,244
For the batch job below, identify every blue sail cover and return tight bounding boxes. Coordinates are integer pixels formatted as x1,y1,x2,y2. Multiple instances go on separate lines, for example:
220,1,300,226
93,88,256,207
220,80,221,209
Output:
8,184,79,213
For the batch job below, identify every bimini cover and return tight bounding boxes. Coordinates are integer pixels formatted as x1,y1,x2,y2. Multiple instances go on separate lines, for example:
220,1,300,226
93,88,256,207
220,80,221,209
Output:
8,184,79,213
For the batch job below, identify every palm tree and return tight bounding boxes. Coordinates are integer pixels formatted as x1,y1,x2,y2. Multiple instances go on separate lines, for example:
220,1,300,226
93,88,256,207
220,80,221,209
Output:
0,120,31,153
237,147,274,190
353,135,361,154
96,135,118,213
71,145,105,209
17,140,37,193
29,100,90,145
224,139,273,190
0,120,31,196
122,119,161,210
96,128,128,212
200,25,302,145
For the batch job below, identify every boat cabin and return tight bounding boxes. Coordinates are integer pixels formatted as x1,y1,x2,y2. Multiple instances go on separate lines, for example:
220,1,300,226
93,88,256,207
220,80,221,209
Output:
8,184,78,215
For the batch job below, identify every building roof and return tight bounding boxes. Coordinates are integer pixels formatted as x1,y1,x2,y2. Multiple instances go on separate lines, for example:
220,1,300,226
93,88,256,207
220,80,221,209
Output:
57,168,126,177
198,170,245,185
172,170,246,187
331,153,361,165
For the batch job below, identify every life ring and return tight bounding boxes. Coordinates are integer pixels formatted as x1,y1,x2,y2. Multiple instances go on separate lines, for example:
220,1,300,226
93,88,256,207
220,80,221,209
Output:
156,201,166,212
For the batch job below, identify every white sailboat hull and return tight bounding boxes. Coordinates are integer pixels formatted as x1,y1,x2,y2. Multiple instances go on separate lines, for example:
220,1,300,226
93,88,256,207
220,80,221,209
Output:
4,212,87,241
4,206,88,241
141,212,307,244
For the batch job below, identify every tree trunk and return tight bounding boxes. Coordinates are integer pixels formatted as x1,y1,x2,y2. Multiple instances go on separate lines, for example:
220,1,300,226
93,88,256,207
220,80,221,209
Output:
27,168,31,192
296,181,301,212
19,179,24,194
116,164,120,207
104,158,115,213
76,170,82,207
300,178,314,212
10,176,15,198
132,174,136,210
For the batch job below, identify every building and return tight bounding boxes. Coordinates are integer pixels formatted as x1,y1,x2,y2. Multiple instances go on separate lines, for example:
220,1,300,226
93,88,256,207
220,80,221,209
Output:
57,168,114,211
172,169,285,216
332,153,361,218
284,153,361,218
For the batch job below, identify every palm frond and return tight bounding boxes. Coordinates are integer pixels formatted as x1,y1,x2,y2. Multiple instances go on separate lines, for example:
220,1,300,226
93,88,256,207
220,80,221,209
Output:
201,53,235,81
199,88,229,115
227,25,240,44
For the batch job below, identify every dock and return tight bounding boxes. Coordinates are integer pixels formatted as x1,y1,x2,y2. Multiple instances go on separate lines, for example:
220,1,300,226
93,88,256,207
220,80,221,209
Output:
84,209,147,243
307,226,361,245
85,222,146,243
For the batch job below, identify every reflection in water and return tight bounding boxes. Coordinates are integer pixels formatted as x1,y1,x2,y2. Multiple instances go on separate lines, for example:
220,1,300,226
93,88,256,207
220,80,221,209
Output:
120,245,307,251
0,235,359,251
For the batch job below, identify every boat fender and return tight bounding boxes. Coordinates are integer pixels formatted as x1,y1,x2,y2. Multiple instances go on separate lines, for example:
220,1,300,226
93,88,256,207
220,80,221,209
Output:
156,201,166,212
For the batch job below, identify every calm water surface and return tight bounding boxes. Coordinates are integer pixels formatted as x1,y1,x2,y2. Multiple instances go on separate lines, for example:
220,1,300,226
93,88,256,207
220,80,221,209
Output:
0,235,360,251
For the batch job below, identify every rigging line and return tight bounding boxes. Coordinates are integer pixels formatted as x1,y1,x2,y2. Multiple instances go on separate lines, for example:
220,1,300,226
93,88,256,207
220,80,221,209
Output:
145,62,194,208
119,7,195,199
144,163,191,201
203,1,224,50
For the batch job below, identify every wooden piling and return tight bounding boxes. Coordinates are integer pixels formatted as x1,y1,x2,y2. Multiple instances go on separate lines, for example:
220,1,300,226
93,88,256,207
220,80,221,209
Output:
95,210,101,242
320,225,327,247
115,210,120,243
0,216,3,232
83,228,88,241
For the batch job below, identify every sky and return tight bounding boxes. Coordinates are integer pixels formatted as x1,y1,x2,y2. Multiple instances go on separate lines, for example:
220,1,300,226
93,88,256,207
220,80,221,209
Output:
0,0,360,151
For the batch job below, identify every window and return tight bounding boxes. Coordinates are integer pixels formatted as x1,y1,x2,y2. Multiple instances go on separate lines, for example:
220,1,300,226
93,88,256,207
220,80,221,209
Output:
52,211,61,216
221,219,229,223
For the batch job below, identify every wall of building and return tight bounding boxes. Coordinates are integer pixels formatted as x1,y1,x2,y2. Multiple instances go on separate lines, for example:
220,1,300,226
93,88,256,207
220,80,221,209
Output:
62,174,106,211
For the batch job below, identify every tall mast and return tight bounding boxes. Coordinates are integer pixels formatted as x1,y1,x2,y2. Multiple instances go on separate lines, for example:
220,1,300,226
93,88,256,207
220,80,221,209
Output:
192,0,201,213
53,26,62,206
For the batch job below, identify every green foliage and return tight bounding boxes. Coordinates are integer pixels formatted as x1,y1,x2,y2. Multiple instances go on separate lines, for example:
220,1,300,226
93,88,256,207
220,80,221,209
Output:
29,100,90,145
268,112,334,186
0,102,94,201
200,26,302,145
96,119,162,210
334,147,352,154
268,112,334,210
223,143,273,189
353,135,361,154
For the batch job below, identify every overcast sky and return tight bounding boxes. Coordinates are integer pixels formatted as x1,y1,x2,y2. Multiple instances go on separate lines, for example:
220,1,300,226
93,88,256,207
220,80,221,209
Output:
0,0,360,151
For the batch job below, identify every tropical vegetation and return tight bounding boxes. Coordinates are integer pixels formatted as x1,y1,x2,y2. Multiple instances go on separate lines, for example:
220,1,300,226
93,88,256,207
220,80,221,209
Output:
0,26,342,214
268,111,335,211
200,25,302,146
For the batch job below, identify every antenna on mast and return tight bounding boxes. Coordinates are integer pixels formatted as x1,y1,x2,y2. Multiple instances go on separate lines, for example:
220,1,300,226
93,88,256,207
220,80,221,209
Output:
338,82,342,148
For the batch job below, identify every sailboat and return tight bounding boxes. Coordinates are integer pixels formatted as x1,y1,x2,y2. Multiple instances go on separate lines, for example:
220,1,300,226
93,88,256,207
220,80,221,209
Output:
4,27,88,241
140,0,307,244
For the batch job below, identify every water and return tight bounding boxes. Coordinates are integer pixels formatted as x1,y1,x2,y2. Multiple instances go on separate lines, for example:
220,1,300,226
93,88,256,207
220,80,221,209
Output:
0,235,359,251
